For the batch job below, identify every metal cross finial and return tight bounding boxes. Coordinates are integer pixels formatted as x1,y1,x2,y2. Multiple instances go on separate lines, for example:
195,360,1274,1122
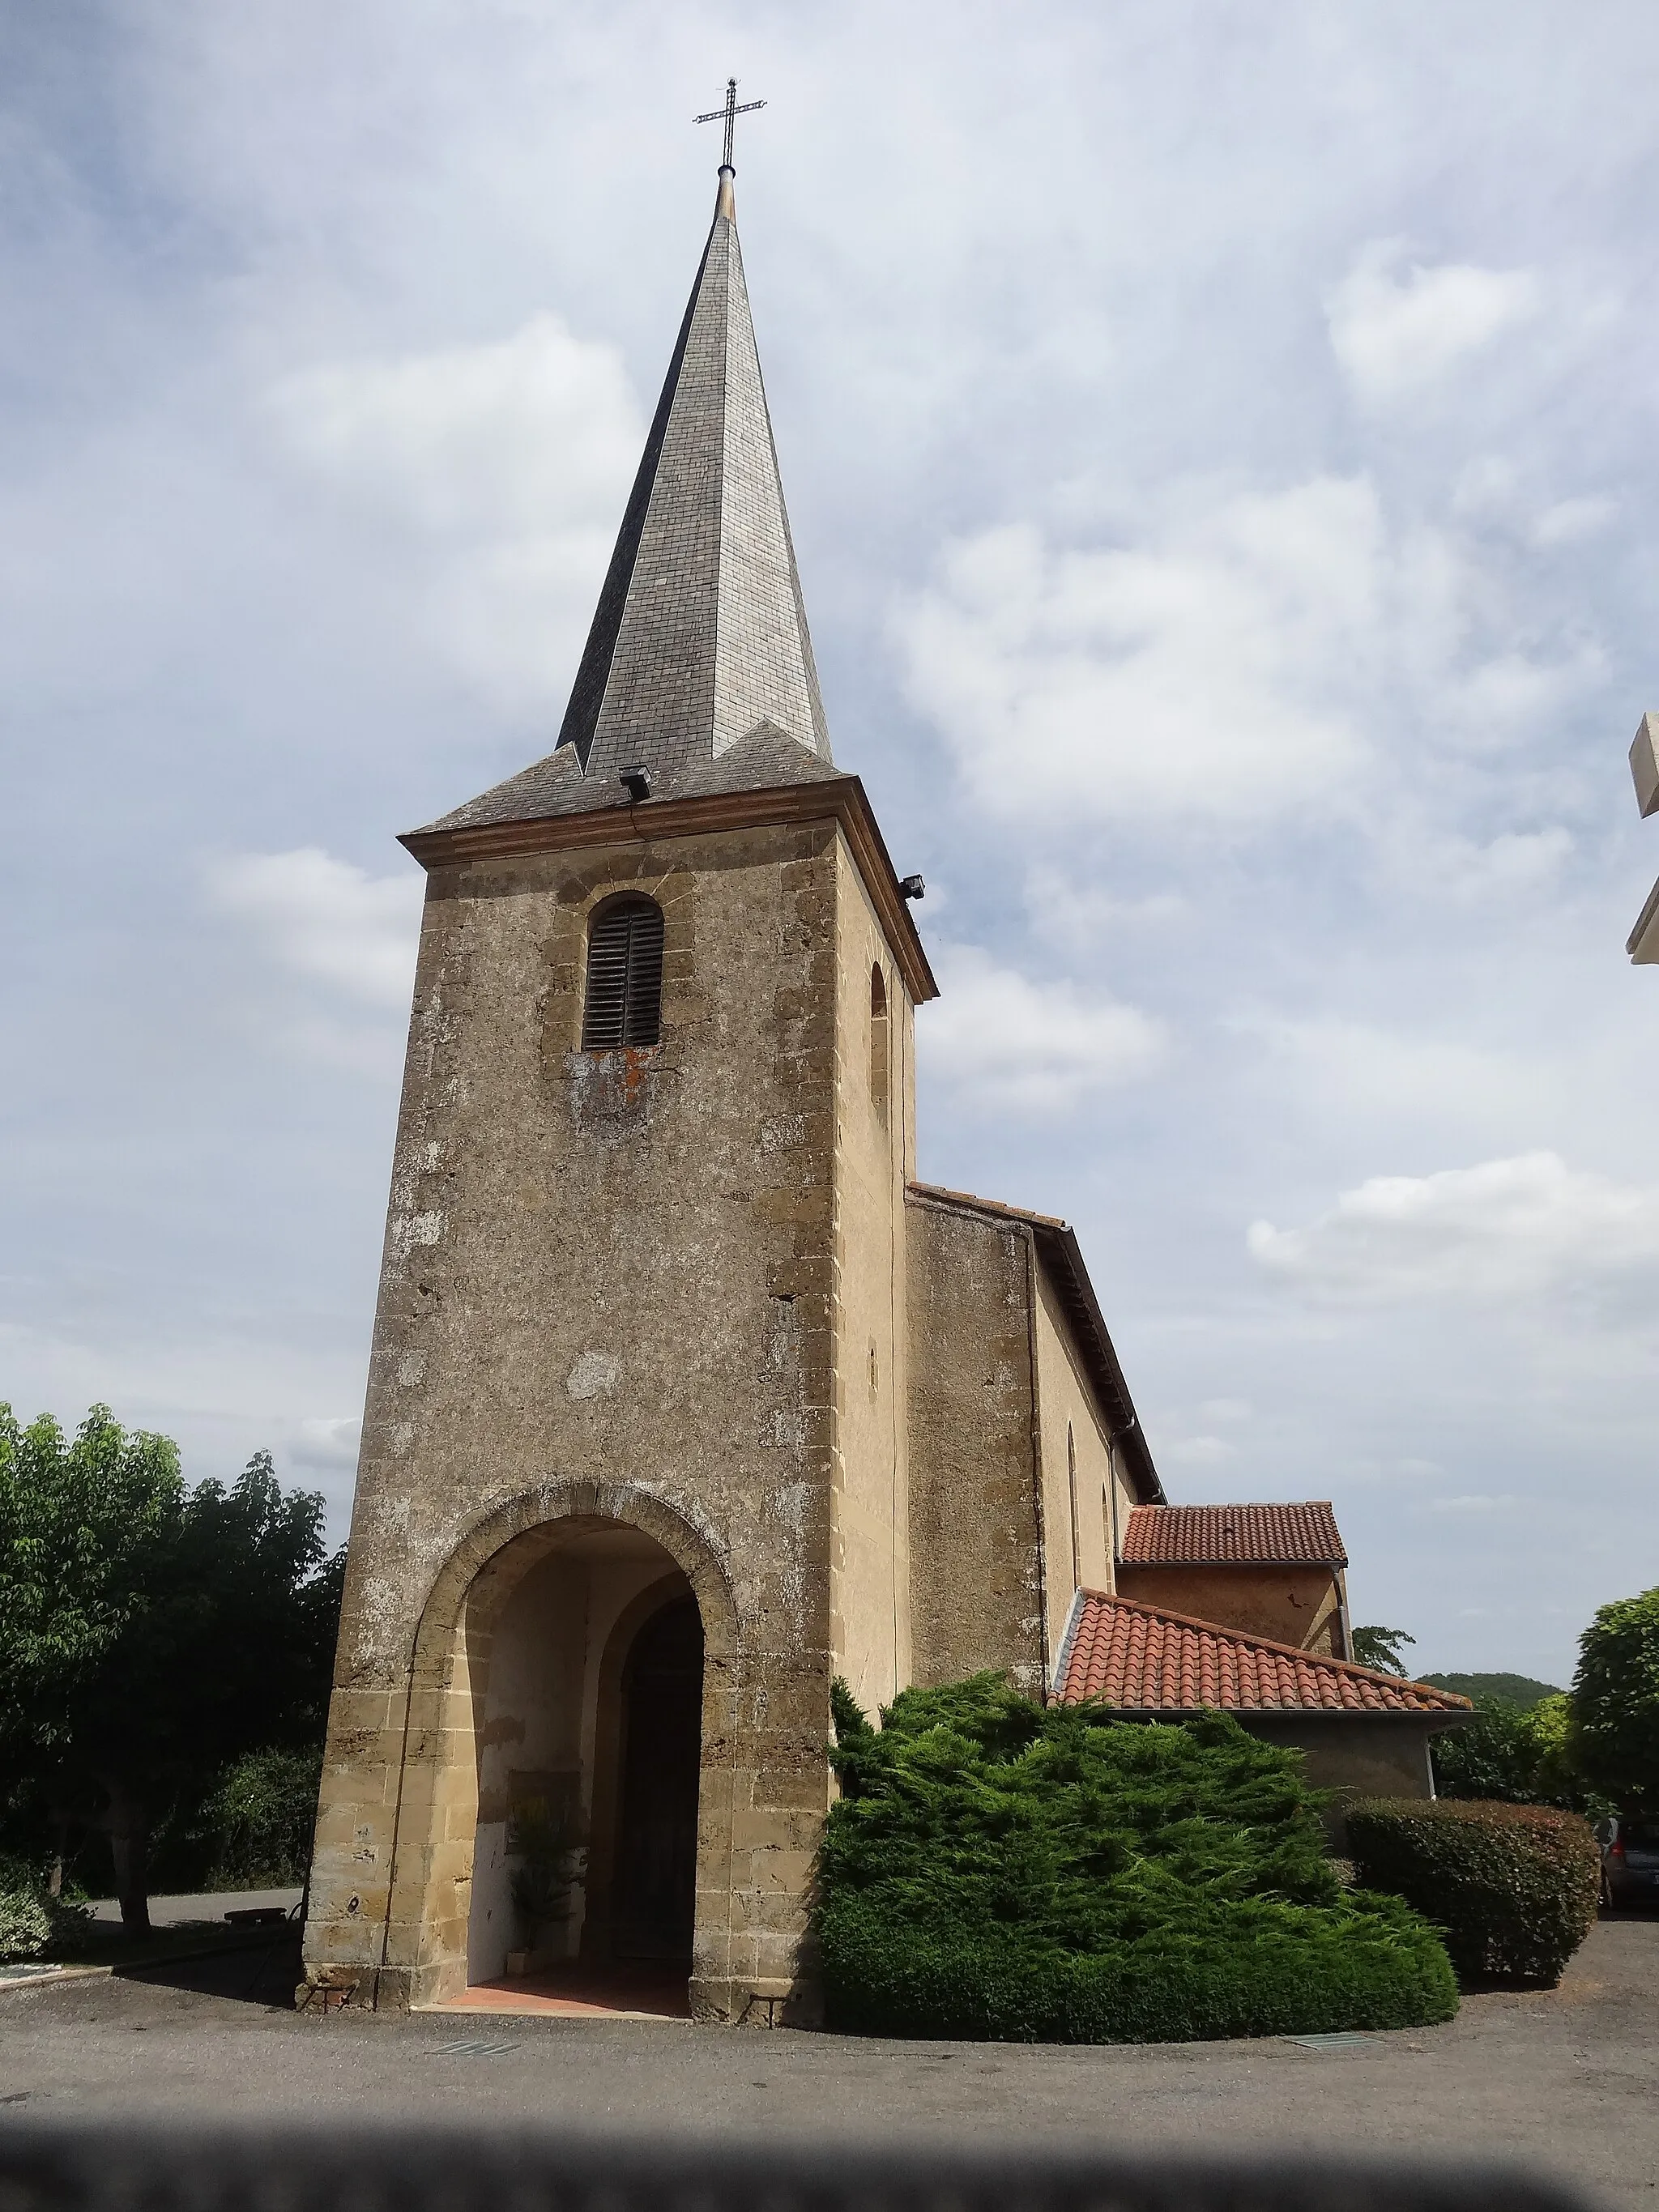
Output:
695,77,765,169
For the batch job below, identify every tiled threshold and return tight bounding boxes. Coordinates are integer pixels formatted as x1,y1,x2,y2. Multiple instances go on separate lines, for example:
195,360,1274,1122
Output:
424,1962,692,2021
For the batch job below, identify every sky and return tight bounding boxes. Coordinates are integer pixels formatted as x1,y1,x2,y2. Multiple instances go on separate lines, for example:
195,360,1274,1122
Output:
4,0,1658,1687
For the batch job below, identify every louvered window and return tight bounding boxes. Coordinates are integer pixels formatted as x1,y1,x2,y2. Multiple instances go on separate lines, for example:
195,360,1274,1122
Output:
581,897,664,1049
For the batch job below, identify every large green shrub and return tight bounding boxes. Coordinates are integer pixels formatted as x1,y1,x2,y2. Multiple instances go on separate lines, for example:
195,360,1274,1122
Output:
1346,1798,1599,1987
817,1674,1457,2044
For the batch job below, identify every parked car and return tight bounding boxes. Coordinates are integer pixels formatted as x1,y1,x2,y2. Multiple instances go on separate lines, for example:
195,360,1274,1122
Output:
1594,1815,1659,1907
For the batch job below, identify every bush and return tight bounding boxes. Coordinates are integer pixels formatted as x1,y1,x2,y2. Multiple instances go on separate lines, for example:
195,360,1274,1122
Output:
196,1747,322,1886
817,1674,1458,2044
0,1889,51,1962
0,1852,92,1957
1346,1798,1599,1987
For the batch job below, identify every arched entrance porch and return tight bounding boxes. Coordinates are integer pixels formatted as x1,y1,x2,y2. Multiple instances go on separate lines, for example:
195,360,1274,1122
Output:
373,1480,743,2014
462,1519,703,1987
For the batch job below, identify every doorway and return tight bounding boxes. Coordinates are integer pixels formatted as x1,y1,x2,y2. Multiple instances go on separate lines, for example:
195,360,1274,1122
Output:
611,1596,705,1961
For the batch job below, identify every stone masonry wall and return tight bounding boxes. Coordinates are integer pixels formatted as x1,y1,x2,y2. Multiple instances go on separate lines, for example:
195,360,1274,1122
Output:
303,819,847,2020
828,837,914,1716
1113,1563,1345,1655
1030,1259,1127,1656
904,1197,1047,1696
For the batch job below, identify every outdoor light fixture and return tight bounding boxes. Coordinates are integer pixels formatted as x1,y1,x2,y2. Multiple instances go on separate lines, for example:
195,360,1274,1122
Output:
900,874,925,901
620,765,654,802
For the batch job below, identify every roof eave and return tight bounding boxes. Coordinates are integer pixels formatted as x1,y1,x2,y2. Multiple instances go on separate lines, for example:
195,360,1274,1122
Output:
904,1189,1164,1502
1074,1703,1472,1728
399,771,938,1004
1032,1221,1166,1504
1120,1552,1349,1571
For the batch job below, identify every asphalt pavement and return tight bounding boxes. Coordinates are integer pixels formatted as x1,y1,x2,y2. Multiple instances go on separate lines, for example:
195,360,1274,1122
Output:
1,1914,1653,2210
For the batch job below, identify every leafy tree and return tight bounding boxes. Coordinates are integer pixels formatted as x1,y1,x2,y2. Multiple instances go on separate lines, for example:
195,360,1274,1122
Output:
1525,1694,1584,1807
0,1405,181,1748
1432,1698,1543,1802
1351,1626,1416,1675
1431,1691,1602,1814
1572,1587,1659,1813
0,1405,343,1930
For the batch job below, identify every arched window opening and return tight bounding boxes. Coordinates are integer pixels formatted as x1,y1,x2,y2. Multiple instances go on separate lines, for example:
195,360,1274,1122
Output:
868,961,889,1123
582,897,664,1050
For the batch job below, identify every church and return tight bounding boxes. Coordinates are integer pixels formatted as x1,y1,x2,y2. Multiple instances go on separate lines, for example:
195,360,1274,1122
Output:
301,150,1468,2023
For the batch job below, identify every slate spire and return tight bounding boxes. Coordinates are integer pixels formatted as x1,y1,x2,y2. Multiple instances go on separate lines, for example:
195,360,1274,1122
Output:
424,164,835,837
561,162,831,782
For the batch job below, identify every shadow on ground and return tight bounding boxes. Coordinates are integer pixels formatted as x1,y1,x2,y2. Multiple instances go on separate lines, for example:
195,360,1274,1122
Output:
114,1929,303,2010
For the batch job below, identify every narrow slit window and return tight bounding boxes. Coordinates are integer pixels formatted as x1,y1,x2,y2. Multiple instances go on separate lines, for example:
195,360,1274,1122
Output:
869,962,889,1123
581,896,665,1049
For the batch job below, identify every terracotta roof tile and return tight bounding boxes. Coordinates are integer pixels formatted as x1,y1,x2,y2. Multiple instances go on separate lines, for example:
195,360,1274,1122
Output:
1121,1502,1346,1567
1053,1590,1471,1715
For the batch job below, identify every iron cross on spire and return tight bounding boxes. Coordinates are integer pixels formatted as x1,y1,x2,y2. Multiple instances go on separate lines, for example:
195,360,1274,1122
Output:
695,77,765,169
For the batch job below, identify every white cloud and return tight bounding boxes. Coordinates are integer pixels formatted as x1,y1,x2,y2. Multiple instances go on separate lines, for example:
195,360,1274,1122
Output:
917,942,1165,1115
1248,1152,1659,1304
898,481,1384,825
292,1416,361,1470
1420,828,1573,902
208,847,423,1007
1427,1494,1517,1514
1164,1434,1237,1468
1235,1012,1545,1130
1025,866,1189,951
1327,241,1543,406
267,315,641,718
1530,497,1615,548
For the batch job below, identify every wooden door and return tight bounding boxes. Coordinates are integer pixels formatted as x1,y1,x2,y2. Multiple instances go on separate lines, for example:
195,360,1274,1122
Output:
612,1596,705,1959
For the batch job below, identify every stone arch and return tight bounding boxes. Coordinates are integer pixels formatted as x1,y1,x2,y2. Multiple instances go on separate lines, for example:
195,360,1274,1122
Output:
380,1478,742,2010
415,1478,740,1677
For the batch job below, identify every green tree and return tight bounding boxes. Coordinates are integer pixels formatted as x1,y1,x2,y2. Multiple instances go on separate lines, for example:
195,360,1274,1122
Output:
1351,1626,1416,1675
1572,1587,1659,1813
1431,1690,1601,1813
1525,1693,1583,1807
1432,1698,1542,1801
0,1405,343,1930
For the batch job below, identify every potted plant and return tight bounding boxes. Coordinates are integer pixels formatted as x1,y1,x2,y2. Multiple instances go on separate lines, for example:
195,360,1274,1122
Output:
504,1796,582,1972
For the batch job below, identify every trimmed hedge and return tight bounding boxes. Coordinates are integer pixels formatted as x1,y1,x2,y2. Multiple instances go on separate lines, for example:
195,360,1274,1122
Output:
818,1674,1458,2044
1345,1797,1600,1987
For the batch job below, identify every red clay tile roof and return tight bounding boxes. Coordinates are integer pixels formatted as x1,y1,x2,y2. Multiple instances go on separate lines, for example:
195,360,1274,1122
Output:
1053,1589,1471,1715
1120,1502,1346,1567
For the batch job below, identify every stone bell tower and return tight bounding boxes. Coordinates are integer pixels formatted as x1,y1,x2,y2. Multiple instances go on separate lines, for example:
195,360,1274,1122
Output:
301,156,936,2021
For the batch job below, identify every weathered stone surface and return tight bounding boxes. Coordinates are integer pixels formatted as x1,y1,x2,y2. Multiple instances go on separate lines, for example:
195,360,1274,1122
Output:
304,810,917,2015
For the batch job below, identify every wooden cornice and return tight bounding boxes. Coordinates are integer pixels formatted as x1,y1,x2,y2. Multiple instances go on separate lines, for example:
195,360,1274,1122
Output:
399,774,939,1004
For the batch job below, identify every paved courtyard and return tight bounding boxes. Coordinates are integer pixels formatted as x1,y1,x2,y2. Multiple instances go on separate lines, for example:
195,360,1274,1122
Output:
1,1916,1654,2210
